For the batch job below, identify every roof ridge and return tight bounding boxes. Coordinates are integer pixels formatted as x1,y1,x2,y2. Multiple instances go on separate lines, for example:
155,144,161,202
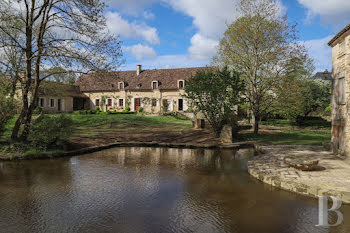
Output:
328,24,350,46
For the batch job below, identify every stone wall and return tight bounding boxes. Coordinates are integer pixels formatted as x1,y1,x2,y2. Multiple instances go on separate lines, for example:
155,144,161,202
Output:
331,30,350,157
83,89,189,113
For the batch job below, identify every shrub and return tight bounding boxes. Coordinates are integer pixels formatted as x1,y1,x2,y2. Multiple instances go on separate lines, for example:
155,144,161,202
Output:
0,94,16,136
28,114,73,151
138,107,143,112
124,106,131,112
95,106,100,111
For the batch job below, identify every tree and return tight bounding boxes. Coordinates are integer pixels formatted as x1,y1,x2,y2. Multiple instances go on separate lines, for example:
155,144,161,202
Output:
0,82,16,136
0,0,123,141
184,67,245,137
214,0,311,134
268,56,314,121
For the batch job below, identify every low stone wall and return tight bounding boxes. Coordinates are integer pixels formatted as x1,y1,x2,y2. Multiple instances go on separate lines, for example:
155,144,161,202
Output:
247,145,350,204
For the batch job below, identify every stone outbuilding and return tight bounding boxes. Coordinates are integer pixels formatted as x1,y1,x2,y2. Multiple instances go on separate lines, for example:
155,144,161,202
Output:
328,24,350,156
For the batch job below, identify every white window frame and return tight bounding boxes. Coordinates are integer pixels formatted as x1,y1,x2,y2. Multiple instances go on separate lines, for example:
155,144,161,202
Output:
118,81,124,90
152,81,159,90
107,98,113,107
95,99,100,107
49,98,55,108
118,98,124,107
178,80,185,89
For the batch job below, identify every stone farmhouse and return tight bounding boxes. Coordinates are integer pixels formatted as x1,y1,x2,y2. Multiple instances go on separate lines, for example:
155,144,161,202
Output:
328,24,350,156
36,65,206,114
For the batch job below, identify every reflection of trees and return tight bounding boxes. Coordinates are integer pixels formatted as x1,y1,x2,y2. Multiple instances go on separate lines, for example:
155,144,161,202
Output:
0,159,73,233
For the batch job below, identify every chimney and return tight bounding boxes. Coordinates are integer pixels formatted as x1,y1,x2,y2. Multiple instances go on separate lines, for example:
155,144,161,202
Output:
137,65,142,76
324,69,329,80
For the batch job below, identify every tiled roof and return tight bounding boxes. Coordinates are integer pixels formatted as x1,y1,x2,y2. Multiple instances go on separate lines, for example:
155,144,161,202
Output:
312,71,332,81
75,67,207,92
39,81,88,98
328,24,350,46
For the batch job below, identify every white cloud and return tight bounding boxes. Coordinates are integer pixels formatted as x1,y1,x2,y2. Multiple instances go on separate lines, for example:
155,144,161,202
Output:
107,0,157,17
188,34,219,60
143,11,155,20
106,11,160,44
123,44,157,60
303,35,333,72
298,0,350,27
164,0,284,61
120,54,209,70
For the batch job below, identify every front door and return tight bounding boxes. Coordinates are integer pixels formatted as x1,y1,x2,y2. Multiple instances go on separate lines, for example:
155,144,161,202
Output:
57,99,62,112
178,99,183,111
134,98,141,111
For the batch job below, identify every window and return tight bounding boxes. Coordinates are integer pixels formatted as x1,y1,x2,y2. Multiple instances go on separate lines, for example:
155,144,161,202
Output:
152,99,157,107
152,81,158,90
95,99,100,106
118,82,124,90
337,77,346,105
339,40,346,55
107,99,112,107
50,98,55,108
39,98,45,108
178,80,184,89
119,99,124,107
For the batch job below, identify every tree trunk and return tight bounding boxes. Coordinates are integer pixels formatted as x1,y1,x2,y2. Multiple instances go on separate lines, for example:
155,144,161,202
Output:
11,111,25,140
253,114,259,135
11,90,29,140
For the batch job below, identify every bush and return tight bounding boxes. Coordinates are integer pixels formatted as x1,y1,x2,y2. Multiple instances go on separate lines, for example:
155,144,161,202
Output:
124,106,131,112
138,107,143,112
28,114,73,151
95,106,100,111
0,94,16,136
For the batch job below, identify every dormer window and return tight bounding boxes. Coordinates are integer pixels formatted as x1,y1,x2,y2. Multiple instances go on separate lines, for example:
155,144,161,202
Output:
118,82,124,90
152,81,158,90
178,80,185,89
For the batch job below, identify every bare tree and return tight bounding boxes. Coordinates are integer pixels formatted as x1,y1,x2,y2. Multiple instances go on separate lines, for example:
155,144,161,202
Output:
214,0,311,134
0,0,123,140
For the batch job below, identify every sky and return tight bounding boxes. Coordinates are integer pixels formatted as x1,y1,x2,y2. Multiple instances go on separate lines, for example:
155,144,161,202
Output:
105,0,350,72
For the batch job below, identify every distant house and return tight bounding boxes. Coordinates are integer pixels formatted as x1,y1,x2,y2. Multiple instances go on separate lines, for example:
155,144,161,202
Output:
75,65,206,113
36,81,89,113
311,70,332,81
328,24,350,156
30,65,206,114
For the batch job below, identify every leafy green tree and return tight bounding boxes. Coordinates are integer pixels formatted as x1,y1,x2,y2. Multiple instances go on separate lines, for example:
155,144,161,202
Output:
214,0,311,134
0,0,123,141
0,85,16,136
184,67,245,137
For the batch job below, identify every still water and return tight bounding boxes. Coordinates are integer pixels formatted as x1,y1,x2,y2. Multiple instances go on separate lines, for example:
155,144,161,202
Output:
0,147,349,233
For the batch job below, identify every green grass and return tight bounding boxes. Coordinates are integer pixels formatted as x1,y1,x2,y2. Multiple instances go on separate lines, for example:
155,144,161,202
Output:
260,118,331,129
239,130,331,145
1,113,193,141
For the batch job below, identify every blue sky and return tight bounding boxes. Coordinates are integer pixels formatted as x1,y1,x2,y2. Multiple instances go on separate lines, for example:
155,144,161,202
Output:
105,0,350,72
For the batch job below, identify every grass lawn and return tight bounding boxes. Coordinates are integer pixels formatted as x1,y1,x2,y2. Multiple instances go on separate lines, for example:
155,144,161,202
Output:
260,118,331,129
69,113,192,138
239,130,331,145
0,113,331,158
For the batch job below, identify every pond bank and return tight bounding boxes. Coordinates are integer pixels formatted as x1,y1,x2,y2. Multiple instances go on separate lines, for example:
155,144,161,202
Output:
247,145,350,204
0,139,258,161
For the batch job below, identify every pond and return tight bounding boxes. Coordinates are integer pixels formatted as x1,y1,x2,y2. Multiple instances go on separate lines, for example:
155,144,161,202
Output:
0,147,349,233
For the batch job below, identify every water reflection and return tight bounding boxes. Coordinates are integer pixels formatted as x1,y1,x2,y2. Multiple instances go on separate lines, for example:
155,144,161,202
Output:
0,147,349,233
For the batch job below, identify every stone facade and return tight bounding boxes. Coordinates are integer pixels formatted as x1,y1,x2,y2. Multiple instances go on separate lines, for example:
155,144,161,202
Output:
75,66,205,113
328,24,350,156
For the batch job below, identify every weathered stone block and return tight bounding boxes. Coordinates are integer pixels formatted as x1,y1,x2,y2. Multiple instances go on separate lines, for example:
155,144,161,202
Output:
220,125,232,143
